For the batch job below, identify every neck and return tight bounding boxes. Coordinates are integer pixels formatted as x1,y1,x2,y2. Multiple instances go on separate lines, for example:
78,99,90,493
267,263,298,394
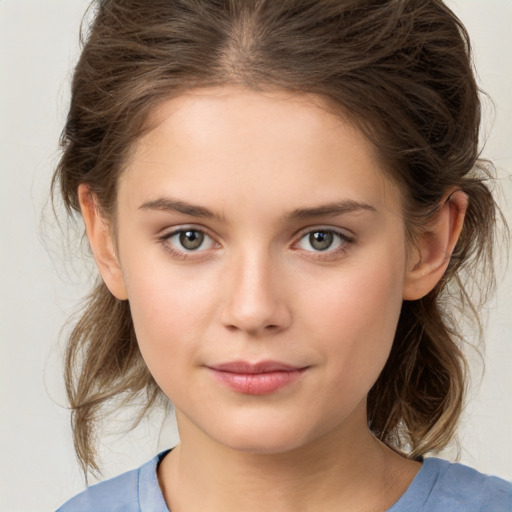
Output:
158,405,420,512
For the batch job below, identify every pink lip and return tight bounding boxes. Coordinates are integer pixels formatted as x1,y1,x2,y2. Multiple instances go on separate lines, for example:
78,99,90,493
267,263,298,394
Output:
207,360,308,395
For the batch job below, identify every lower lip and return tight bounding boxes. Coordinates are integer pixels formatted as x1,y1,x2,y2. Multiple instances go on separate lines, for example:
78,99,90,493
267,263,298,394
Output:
209,368,307,395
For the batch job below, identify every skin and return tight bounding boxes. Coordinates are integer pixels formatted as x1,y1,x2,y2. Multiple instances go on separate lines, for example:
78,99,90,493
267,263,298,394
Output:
81,86,467,512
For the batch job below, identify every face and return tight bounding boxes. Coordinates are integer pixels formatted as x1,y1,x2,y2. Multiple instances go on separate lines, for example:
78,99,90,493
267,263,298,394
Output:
111,87,410,453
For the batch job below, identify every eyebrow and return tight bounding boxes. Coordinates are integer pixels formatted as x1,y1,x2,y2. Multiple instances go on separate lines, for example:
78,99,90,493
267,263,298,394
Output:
139,198,226,222
138,197,376,222
287,200,376,220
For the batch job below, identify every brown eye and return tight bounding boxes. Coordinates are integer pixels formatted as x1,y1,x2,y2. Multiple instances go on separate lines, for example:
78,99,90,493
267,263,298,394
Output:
178,230,205,250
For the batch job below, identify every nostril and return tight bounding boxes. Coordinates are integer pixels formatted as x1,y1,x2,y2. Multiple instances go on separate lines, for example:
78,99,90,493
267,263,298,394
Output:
224,323,279,333
219,277,293,335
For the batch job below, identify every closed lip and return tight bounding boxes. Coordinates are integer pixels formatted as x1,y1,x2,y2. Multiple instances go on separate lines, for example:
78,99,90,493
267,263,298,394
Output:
207,360,308,373
206,360,309,395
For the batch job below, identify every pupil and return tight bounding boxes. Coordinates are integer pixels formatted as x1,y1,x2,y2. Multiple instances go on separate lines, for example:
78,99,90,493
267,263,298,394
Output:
310,231,333,251
180,230,204,250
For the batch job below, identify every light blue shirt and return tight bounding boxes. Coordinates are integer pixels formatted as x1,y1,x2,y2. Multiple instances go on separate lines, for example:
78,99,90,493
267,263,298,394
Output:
57,451,512,511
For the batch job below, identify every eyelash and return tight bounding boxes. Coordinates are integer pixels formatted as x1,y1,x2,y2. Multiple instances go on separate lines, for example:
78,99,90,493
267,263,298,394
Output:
293,227,354,260
158,226,354,261
158,227,217,260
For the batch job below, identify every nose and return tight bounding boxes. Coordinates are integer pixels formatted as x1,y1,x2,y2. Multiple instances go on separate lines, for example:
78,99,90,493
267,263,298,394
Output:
220,251,292,336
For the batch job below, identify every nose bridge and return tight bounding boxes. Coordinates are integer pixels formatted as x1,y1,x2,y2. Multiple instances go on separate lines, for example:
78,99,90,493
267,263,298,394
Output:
221,245,290,335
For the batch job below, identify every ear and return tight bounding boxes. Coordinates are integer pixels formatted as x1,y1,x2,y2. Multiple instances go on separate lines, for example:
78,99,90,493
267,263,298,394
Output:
78,184,128,300
402,190,468,301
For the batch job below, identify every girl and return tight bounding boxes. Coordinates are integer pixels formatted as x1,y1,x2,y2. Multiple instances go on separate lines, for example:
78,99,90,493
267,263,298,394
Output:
54,0,511,510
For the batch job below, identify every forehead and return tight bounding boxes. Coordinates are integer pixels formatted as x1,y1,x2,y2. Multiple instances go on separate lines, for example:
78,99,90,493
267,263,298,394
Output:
119,86,401,217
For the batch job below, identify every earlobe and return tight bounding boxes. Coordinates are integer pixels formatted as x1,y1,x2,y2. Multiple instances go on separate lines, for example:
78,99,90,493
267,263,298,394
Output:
402,190,468,301
78,184,128,300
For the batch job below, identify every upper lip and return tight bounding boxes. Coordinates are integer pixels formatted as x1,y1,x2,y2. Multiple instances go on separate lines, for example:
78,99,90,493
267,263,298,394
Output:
208,360,306,374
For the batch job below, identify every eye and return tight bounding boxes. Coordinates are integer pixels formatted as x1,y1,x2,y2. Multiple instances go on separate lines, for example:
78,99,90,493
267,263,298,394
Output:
162,228,216,252
296,229,352,253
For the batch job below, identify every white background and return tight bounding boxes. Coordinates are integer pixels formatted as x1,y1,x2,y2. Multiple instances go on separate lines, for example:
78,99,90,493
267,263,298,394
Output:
0,1,511,510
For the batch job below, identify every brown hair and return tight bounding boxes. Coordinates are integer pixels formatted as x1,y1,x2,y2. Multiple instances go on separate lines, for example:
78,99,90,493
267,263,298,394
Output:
53,0,499,475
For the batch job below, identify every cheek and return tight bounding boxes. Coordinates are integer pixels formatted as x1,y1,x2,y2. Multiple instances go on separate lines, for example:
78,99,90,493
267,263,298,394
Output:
120,258,217,381
302,250,406,385
307,254,404,332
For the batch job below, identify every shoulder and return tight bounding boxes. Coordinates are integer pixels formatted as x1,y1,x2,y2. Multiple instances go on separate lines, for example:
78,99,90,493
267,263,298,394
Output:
427,458,512,509
56,451,170,512
391,457,512,512
56,468,140,512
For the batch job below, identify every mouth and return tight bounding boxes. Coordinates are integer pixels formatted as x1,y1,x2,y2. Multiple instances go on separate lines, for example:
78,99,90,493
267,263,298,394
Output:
206,360,309,395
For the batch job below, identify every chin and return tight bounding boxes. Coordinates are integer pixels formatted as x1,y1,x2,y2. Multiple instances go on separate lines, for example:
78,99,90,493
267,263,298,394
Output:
222,436,307,456
207,415,324,456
